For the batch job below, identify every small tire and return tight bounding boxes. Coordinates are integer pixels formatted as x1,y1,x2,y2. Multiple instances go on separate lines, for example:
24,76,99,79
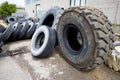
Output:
57,6,114,71
37,6,64,30
25,22,37,39
8,16,17,24
30,25,56,57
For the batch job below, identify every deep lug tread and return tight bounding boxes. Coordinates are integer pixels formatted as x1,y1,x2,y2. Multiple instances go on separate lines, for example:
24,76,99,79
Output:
59,6,114,71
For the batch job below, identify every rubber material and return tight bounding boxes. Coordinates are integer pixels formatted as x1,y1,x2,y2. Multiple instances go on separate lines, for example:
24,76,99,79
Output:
18,22,30,39
0,25,5,33
8,16,17,24
9,21,23,41
25,22,37,39
57,6,114,71
0,23,15,42
37,6,64,30
30,25,56,57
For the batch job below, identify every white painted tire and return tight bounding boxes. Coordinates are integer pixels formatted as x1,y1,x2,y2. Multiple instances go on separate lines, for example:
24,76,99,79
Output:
30,25,56,57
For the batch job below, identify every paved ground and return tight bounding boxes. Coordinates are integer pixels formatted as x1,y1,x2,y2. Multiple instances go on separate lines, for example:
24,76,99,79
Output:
0,40,120,80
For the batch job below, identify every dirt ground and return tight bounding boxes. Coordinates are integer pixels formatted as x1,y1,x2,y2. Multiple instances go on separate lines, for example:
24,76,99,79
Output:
0,40,120,80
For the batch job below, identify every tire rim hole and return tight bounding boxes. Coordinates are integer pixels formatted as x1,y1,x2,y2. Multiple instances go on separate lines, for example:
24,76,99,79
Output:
65,24,83,52
42,14,54,27
10,18,15,22
35,32,45,49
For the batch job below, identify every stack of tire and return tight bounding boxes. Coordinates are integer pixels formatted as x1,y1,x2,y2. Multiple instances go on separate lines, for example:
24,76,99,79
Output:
30,6,114,71
0,18,39,52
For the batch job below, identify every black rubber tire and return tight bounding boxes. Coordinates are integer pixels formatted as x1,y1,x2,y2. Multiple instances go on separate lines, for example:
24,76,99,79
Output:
113,41,120,50
0,40,4,47
0,47,2,53
9,21,23,41
0,23,15,42
25,22,37,39
18,22,30,39
32,18,40,23
8,16,17,24
30,25,56,57
57,6,114,71
0,25,5,33
37,6,64,30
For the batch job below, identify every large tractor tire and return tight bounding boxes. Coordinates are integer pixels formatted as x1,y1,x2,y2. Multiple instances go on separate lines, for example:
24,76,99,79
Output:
57,6,114,71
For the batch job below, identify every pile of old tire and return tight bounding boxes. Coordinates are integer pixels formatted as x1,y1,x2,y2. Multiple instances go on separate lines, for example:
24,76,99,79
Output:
0,23,15,53
0,18,39,53
31,6,114,71
5,16,20,24
0,25,5,52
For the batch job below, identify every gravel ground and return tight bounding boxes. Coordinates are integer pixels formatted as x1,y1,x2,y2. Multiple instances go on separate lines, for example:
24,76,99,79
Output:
0,40,120,80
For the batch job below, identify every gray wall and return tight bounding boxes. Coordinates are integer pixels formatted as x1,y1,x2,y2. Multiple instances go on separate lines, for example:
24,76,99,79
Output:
25,0,120,24
25,0,69,18
86,0,120,24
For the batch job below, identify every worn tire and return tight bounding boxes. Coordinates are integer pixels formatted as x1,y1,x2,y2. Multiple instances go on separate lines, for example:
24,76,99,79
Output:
9,21,23,41
57,6,114,71
25,22,37,39
37,6,64,30
30,25,56,57
0,25,5,33
18,22,30,39
0,40,4,48
0,47,2,53
0,23,15,42
32,18,40,23
8,16,17,24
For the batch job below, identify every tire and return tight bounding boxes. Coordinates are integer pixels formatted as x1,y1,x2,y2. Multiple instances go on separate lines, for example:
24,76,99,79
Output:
25,22,37,39
32,18,40,23
30,25,56,57
0,40,4,47
8,16,17,24
113,41,120,47
0,23,15,42
0,47,2,53
57,6,114,71
37,6,64,30
9,21,23,41
0,25,5,33
18,22,30,39
0,20,8,28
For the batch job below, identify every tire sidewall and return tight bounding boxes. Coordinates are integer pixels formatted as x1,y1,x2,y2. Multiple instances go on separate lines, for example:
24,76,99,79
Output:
57,12,96,68
31,26,49,56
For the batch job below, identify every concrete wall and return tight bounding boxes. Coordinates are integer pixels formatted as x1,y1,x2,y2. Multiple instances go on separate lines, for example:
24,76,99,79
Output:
25,0,120,24
16,8,25,13
25,0,69,18
25,1,40,17
86,0,120,24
